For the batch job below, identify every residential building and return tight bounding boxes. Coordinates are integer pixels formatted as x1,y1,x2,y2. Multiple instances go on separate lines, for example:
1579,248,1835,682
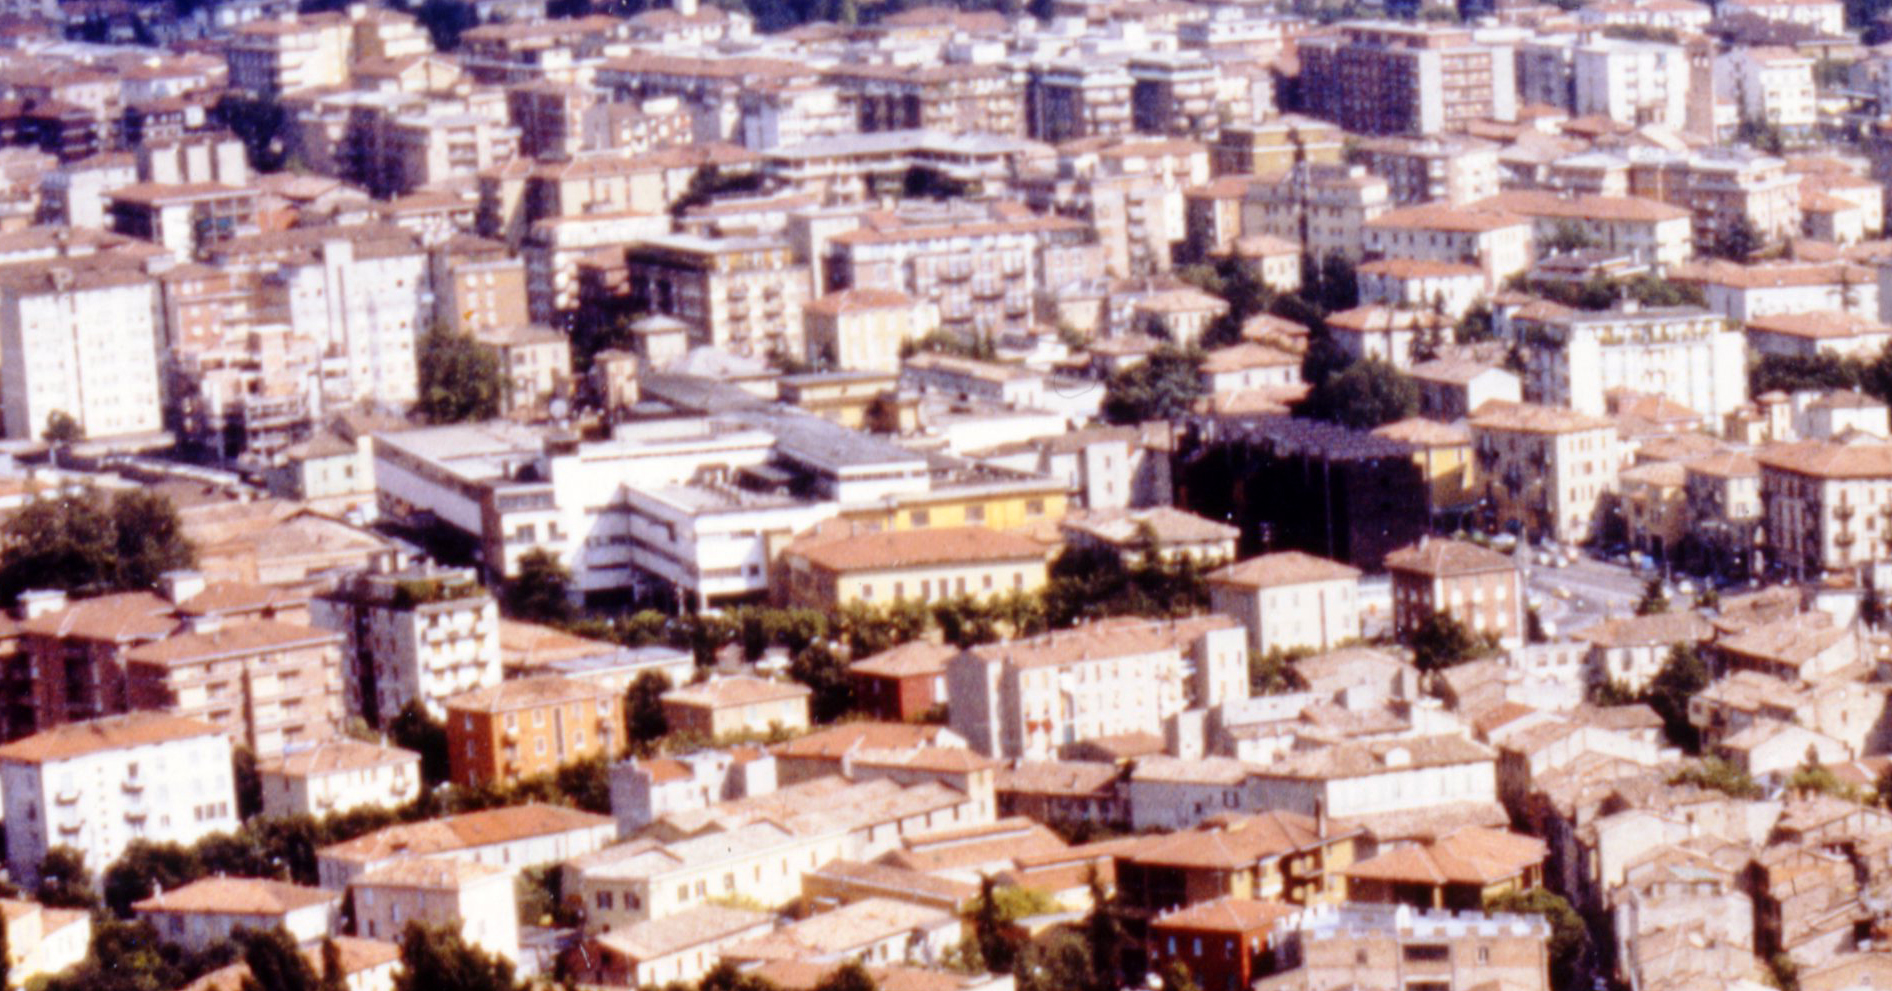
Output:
1363,204,1532,291
1356,260,1485,319
570,906,775,987
1574,38,1689,129
1114,811,1361,920
123,620,345,760
1622,148,1803,248
661,677,811,740
0,257,163,442
350,859,520,961
108,184,258,256
445,676,625,787
1148,898,1299,991
1756,434,1892,578
1720,0,1845,30
1349,136,1499,205
316,803,617,889
1409,360,1522,422
1744,312,1892,360
1265,903,1550,991
1324,305,1452,372
1298,22,1519,137
1241,164,1391,262
1506,305,1746,419
1341,826,1546,910
1374,418,1483,525
0,713,237,883
1686,450,1764,578
256,741,422,819
1207,552,1363,656
623,235,812,363
1385,538,1523,645
608,748,778,836
1681,260,1875,323
1472,191,1693,268
1246,735,1500,822
1468,401,1621,545
133,878,339,952
310,567,502,725
1718,46,1818,134
0,899,90,987
850,643,959,724
803,288,938,375
566,819,851,929
778,526,1050,610
947,615,1247,759
1061,507,1239,564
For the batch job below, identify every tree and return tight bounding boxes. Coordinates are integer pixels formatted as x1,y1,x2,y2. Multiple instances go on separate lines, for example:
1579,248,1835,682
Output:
1787,745,1847,797
1158,961,1202,991
393,923,521,991
387,701,451,786
1642,643,1709,750
1669,757,1762,799
44,410,82,444
813,961,876,991
1635,576,1670,615
0,891,10,991
1487,888,1588,991
699,962,779,991
1454,303,1495,344
625,671,672,752
1315,251,1359,312
1542,220,1598,254
241,927,323,991
235,745,264,820
318,940,347,991
0,489,196,605
212,93,289,172
1250,649,1309,695
933,596,1000,648
1711,214,1763,261
34,846,98,911
967,874,1045,974
1406,610,1493,672
1299,358,1419,430
1101,345,1205,424
1080,869,1127,991
416,324,504,424
789,642,853,724
414,0,477,49
104,841,205,918
503,549,575,625
1753,351,1861,397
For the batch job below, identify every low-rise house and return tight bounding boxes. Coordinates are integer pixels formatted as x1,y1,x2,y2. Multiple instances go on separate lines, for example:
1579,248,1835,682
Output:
567,905,775,986
1571,612,1713,693
995,760,1129,832
1408,360,1522,422
1199,343,1301,394
1245,735,1500,824
316,803,617,889
1716,718,1849,777
1148,898,1298,991
1126,756,1269,832
1060,507,1239,565
0,899,90,987
1113,811,1360,921
349,858,520,961
802,860,978,915
608,747,777,837
566,819,852,930
661,676,812,739
312,938,399,991
1339,826,1546,910
1211,549,1366,654
779,525,1050,610
719,897,962,968
443,675,625,787
1716,614,1860,682
850,643,957,723
256,741,422,819
1384,538,1524,646
133,878,340,952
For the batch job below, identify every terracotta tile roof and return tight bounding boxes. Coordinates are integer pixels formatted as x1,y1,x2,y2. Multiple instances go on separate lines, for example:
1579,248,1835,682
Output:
996,760,1120,797
19,591,177,642
1571,612,1713,648
1152,896,1297,934
595,905,774,961
807,859,979,905
1327,305,1452,335
1119,811,1332,869
126,620,340,666
1208,550,1361,590
1372,417,1471,447
1745,311,1890,340
310,937,397,975
1341,826,1545,886
1756,436,1892,479
1061,507,1239,548
1469,399,1615,434
1358,258,1484,279
966,615,1238,671
788,525,1047,573
1410,358,1507,386
444,674,612,713
176,581,307,617
664,675,811,710
1254,735,1495,781
256,741,419,778
319,803,613,864
351,858,508,890
1200,342,1299,374
804,288,918,316
850,642,957,680
1471,190,1690,223
771,722,957,760
0,712,221,764
133,877,338,916
1383,538,1515,576
1367,203,1528,234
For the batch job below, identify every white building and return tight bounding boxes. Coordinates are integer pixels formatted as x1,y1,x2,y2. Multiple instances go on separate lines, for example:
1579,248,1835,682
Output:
0,258,164,442
1206,551,1363,657
0,898,90,987
1244,735,1498,820
1716,48,1817,135
1363,204,1533,291
1718,0,1844,34
256,740,423,819
1356,260,1485,319
608,749,778,837
1756,434,1892,578
311,567,501,722
279,236,430,410
1508,305,1746,420
566,819,851,930
133,877,340,952
1574,39,1689,129
349,859,520,961
0,713,238,884
316,803,617,889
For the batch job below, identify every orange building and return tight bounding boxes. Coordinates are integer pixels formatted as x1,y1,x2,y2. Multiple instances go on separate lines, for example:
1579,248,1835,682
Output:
443,675,625,787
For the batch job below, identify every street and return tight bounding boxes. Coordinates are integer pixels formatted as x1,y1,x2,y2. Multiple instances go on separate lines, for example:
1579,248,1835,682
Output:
1524,556,1650,637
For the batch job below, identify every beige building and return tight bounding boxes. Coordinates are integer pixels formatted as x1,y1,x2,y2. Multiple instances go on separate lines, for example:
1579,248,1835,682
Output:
256,740,422,819
802,288,938,375
1384,538,1523,646
349,859,519,961
779,525,1050,610
473,324,570,413
133,877,339,952
124,621,347,760
625,234,811,363
1473,191,1693,269
1364,204,1533,291
1242,164,1390,262
1469,401,1621,545
1756,434,1892,578
0,899,90,988
1572,612,1713,693
661,676,812,740
1207,551,1363,656
566,820,849,930
1267,903,1550,991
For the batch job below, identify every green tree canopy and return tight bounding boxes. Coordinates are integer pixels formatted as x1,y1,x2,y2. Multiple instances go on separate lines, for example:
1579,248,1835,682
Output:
34,846,98,911
43,410,82,444
417,325,504,424
626,670,673,752
1486,888,1589,991
394,923,522,991
1642,643,1709,750
813,961,876,991
103,840,206,918
1299,358,1419,430
240,927,323,991
503,549,575,625
1102,345,1205,424
386,701,451,786
1635,576,1670,615
0,489,195,604
789,642,854,724
1406,610,1495,672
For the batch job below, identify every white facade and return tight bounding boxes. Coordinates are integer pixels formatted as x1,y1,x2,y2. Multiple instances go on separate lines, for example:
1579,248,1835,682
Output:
257,741,423,819
0,714,238,884
310,570,502,721
350,861,520,961
284,239,430,410
0,267,164,442
1208,562,1362,657
1513,306,1747,419
1716,48,1817,132
1574,39,1688,129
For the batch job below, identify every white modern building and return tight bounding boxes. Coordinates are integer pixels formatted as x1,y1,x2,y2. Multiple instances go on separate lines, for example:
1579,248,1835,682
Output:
0,258,164,442
310,567,502,723
1507,305,1747,420
1574,38,1688,129
256,740,424,819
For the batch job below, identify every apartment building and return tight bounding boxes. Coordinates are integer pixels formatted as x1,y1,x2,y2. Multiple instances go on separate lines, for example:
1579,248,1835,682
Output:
1246,735,1499,821
457,15,629,86
124,621,346,760
444,675,624,787
1473,191,1692,268
947,615,1247,759
316,803,616,889
1680,260,1878,323
1686,451,1763,578
609,749,779,836
825,63,1021,137
1241,164,1392,262
13,590,181,735
1507,304,1745,420
133,877,339,952
660,676,811,739
1717,47,1817,136
780,525,1050,611
1363,204,1532,290
1349,137,1499,205
803,288,938,375
432,236,531,335
1468,401,1621,546
1212,116,1345,178
1574,38,1689,128
1129,52,1223,140
0,898,90,987
0,257,163,442
1357,260,1485,318
1115,812,1359,922
1148,898,1299,991
0,713,237,883
350,859,519,960
1269,903,1550,991
566,820,851,929
1024,59,1134,144
623,234,812,363
1298,22,1518,137
1756,435,1892,579
377,110,521,197
1207,551,1363,656
226,12,353,96
1384,538,1524,645
310,567,502,724
256,740,422,819
1622,148,1803,247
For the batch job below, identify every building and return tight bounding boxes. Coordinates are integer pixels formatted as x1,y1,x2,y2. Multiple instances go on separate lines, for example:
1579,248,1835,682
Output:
850,642,958,723
566,819,851,929
1363,204,1533,291
1115,811,1360,922
1717,48,1817,137
1061,506,1240,564
311,567,502,725
1409,361,1522,422
0,899,90,987
623,235,811,363
1356,260,1486,319
0,257,163,442
608,748,778,836
661,676,811,740
1349,137,1499,206
1384,538,1523,645
133,878,340,952
778,525,1050,610
256,740,422,819
1245,735,1499,822
1207,552,1363,656
1148,898,1299,991
124,621,346,760
1756,434,1892,578
570,906,775,987
947,615,1247,759
316,803,617,889
803,288,938,375
0,713,237,883
1298,22,1519,137
350,859,520,960
1267,903,1551,991
1507,305,1746,420
1340,826,1546,911
1573,38,1689,129
1471,191,1693,269
1468,401,1621,545
444,675,625,787
1241,164,1390,262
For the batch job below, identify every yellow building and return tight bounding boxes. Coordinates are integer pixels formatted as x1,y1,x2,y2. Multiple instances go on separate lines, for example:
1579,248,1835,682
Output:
1372,417,1479,525
802,288,938,375
837,477,1070,536
1621,460,1689,561
776,371,914,432
779,525,1050,609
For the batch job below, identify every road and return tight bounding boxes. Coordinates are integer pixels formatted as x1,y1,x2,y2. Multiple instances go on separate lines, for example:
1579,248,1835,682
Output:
1523,556,1649,638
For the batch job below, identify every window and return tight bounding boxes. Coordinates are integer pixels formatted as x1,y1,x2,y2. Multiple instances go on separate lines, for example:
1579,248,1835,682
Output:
1402,945,1449,963
910,509,930,527
965,505,985,523
597,891,613,909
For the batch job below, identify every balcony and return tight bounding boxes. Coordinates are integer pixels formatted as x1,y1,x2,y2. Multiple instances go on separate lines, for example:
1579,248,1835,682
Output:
54,789,78,805
122,779,143,794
